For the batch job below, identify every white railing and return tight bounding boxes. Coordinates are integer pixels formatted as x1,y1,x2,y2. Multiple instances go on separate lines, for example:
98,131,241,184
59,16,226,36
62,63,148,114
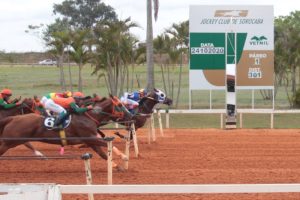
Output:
155,109,300,129
58,183,300,194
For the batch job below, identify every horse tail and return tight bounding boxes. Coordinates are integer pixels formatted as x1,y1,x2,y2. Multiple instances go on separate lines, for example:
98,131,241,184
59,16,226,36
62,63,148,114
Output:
0,117,14,136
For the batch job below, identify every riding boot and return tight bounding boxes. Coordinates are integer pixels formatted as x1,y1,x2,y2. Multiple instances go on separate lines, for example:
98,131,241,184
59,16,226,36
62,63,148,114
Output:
53,112,67,129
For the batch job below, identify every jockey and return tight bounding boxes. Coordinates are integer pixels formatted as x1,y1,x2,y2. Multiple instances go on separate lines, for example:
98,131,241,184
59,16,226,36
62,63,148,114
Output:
41,91,92,128
0,88,21,109
120,88,147,114
52,96,93,127
33,95,47,116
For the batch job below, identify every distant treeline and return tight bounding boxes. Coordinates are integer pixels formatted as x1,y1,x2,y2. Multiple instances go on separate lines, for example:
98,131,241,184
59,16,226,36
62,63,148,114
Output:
0,52,53,64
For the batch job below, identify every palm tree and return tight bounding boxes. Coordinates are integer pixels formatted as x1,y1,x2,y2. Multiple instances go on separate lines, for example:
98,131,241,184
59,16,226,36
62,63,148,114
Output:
153,34,171,95
146,0,159,91
69,29,91,92
165,21,189,107
46,31,69,91
92,18,138,96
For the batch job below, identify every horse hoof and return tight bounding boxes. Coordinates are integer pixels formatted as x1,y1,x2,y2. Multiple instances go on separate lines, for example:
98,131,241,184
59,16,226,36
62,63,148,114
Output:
115,165,126,172
120,154,129,161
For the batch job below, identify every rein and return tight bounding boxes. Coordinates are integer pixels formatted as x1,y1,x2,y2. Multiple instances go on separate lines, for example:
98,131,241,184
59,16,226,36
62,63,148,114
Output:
84,97,126,126
21,101,37,114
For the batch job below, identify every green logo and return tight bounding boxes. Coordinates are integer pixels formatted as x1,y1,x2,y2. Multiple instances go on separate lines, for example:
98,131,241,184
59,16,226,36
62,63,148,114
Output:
250,36,268,45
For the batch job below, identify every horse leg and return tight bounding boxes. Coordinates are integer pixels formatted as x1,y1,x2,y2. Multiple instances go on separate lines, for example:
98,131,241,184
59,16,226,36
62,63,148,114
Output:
88,144,125,172
24,142,46,157
97,130,127,161
97,129,106,138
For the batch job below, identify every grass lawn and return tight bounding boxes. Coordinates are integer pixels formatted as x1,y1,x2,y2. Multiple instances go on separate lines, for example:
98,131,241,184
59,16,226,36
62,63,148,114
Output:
0,64,298,128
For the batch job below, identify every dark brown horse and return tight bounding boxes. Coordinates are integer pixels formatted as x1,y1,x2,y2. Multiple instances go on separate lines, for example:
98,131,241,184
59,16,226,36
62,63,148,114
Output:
0,96,131,170
0,98,45,156
115,88,172,130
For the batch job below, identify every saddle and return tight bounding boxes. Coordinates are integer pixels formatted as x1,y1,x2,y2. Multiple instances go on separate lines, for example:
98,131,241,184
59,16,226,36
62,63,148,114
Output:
43,115,72,130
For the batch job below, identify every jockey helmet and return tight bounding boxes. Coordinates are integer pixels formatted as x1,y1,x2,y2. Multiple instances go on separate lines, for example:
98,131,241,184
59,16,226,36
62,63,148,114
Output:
1,88,12,96
63,91,72,98
139,88,146,98
73,91,84,97
154,89,166,103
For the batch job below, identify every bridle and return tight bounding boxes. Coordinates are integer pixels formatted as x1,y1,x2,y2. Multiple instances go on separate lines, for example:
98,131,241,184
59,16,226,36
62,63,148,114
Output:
20,100,38,114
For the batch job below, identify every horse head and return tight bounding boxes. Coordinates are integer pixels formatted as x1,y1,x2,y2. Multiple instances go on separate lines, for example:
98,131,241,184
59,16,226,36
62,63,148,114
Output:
138,88,172,114
88,95,132,124
153,88,173,106
21,98,38,114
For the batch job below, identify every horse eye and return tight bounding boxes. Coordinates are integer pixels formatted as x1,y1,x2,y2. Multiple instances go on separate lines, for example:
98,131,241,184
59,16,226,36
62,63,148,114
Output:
160,93,165,97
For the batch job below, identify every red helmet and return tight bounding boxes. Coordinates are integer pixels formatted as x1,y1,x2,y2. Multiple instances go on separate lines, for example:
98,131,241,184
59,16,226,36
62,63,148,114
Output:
73,91,84,97
1,89,12,96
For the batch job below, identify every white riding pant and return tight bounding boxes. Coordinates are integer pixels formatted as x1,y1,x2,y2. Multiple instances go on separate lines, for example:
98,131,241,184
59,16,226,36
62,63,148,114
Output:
40,97,66,114
120,96,138,109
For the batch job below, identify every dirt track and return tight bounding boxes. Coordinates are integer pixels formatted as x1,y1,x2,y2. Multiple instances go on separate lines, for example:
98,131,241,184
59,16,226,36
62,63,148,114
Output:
1,128,300,200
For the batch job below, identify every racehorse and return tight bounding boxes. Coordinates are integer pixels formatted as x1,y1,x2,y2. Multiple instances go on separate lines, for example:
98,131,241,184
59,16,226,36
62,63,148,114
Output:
99,89,172,138
0,98,45,156
132,88,172,129
0,96,132,171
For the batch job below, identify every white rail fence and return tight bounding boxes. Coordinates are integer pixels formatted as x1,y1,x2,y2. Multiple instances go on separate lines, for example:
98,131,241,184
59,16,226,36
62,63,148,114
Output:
3,183,300,199
58,184,300,194
155,109,300,129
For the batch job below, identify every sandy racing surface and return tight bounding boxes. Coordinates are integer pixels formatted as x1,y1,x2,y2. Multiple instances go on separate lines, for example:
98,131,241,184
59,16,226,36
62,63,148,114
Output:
1,128,300,199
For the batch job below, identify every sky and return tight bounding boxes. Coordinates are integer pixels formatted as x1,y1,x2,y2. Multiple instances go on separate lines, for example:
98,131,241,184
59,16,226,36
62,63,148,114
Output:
0,0,299,52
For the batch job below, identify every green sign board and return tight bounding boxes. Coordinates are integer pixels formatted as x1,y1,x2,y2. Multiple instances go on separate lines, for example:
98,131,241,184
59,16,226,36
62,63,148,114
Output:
190,33,247,70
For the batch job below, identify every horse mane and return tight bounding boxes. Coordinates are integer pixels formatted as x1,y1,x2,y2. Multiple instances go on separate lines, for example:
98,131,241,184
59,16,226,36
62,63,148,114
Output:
95,97,107,103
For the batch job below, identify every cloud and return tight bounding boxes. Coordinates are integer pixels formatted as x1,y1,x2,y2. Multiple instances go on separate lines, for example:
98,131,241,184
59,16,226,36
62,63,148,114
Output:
0,0,299,52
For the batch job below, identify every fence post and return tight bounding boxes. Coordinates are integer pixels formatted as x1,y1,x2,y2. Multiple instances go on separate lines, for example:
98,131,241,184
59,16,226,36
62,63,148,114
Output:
131,123,139,157
220,113,223,129
81,153,94,200
157,109,164,136
151,114,156,141
107,141,113,185
271,113,274,129
124,135,130,170
239,113,243,128
166,108,170,129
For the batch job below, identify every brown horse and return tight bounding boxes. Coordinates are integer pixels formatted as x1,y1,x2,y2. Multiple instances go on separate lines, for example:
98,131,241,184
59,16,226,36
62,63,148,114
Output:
0,98,45,156
0,96,131,170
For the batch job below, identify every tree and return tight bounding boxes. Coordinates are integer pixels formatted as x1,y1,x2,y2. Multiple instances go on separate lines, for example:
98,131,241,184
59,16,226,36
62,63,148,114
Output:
165,21,189,107
69,29,91,92
146,0,159,91
274,11,300,107
53,0,117,29
153,34,171,95
92,18,138,96
43,19,72,91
